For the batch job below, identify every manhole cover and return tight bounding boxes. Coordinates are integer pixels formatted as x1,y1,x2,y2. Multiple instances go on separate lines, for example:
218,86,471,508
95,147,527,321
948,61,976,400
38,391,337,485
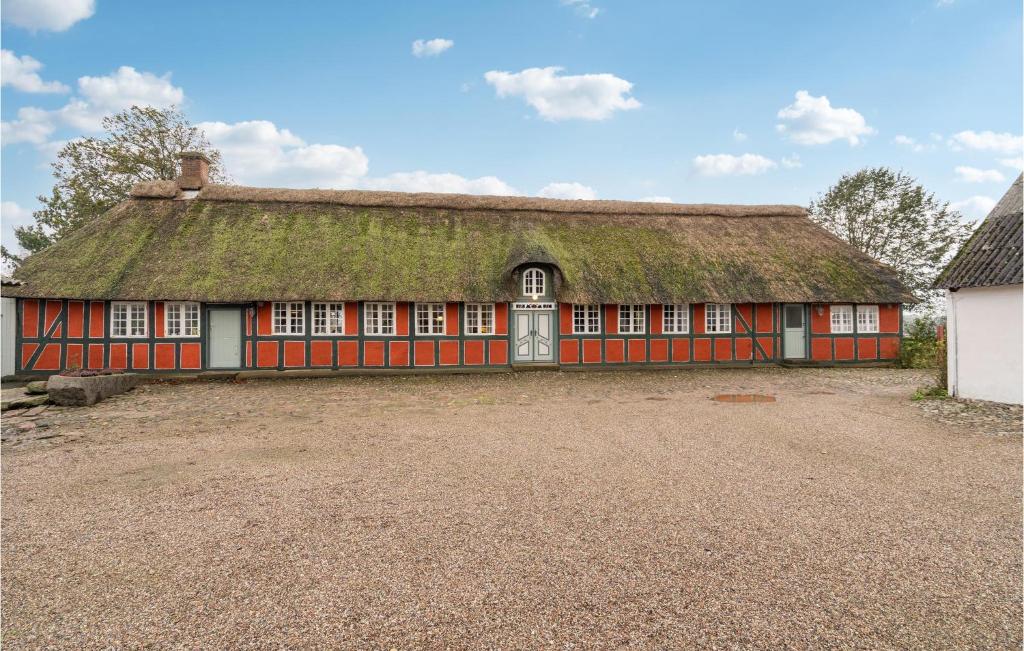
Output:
712,394,776,403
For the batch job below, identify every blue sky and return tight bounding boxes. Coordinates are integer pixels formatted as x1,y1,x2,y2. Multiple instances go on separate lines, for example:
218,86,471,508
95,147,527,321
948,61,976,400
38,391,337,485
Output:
2,0,1021,251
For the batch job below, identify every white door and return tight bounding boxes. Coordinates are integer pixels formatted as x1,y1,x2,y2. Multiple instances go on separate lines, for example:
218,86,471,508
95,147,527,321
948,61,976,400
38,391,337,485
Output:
514,312,532,361
208,308,242,368
783,304,806,359
534,312,553,361
513,311,555,362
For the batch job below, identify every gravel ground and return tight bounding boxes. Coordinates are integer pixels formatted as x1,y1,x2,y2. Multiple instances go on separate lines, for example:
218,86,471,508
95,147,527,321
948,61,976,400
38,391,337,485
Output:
2,368,1020,649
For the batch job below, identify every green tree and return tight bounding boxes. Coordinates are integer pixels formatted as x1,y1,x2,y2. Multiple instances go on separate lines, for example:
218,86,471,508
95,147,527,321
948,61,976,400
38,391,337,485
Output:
4,106,225,267
809,167,974,309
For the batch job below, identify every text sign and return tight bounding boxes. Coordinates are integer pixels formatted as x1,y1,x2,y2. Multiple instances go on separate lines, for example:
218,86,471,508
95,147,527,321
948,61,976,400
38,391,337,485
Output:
513,302,556,310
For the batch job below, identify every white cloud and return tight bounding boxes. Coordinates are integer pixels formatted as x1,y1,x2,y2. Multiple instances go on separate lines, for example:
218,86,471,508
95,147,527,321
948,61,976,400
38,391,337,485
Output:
537,182,596,200
638,196,673,203
732,128,747,142
948,130,1023,154
1,66,184,147
950,196,996,219
1,50,68,93
562,0,601,18
692,153,777,177
892,134,934,152
781,154,802,169
484,67,641,121
361,171,517,195
775,90,874,146
999,156,1024,171
411,38,454,58
1,0,94,32
1,201,35,254
198,120,369,188
954,166,1005,183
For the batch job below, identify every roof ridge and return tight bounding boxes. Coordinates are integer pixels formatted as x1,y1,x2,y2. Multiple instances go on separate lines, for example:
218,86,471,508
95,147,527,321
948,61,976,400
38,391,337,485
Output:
129,182,808,218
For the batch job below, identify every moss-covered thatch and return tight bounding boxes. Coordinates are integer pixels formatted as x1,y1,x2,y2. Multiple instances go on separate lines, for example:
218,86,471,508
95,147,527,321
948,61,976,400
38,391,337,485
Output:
5,186,916,303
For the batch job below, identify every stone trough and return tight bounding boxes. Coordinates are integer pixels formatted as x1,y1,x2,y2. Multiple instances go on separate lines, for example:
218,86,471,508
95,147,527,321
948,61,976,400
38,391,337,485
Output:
46,373,139,407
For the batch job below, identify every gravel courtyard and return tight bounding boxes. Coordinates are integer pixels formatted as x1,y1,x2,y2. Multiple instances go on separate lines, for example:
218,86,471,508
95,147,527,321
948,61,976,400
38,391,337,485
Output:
2,368,1021,649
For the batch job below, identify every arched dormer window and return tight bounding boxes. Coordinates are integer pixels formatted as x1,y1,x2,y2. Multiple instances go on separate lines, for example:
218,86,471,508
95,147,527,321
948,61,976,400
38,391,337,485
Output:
523,267,546,298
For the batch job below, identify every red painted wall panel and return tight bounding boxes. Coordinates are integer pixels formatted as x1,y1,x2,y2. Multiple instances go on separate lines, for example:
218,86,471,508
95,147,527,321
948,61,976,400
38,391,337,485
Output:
445,304,459,336
338,341,359,366
735,338,753,361
155,343,176,369
628,339,646,363
879,304,899,333
489,340,508,365
284,341,306,367
714,338,732,362
89,302,104,338
494,303,508,335
879,337,900,359
834,337,855,361
155,302,165,338
180,343,202,369
604,305,618,335
693,304,706,335
257,341,279,368
810,305,831,334
66,344,83,369
35,344,61,371
22,299,39,338
396,303,410,336
390,341,410,366
582,339,601,364
755,304,773,333
811,338,832,361
345,302,359,336
463,340,484,365
672,338,690,363
559,303,572,336
245,341,252,368
414,341,435,366
44,300,61,336
858,337,878,360
109,343,128,369
734,304,752,333
605,339,624,363
756,337,774,360
364,342,385,367
257,302,272,336
88,344,104,369
693,338,711,362
132,343,150,369
650,305,663,335
310,341,332,367
649,338,668,362
67,301,84,338
21,343,37,369
560,338,579,364
439,340,459,365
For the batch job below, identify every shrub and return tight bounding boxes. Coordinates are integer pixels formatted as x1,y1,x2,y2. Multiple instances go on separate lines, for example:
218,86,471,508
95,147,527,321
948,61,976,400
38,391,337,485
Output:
900,315,940,369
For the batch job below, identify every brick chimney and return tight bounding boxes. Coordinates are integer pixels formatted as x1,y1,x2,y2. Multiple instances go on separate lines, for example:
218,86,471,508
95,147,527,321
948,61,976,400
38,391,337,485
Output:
178,151,211,190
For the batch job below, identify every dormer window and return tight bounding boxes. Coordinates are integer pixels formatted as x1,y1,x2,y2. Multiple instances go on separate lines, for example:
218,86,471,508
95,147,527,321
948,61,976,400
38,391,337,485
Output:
523,268,546,298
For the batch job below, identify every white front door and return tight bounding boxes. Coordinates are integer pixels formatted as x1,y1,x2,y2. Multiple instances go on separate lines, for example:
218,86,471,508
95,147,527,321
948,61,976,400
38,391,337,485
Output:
513,311,554,362
208,308,242,369
783,304,806,359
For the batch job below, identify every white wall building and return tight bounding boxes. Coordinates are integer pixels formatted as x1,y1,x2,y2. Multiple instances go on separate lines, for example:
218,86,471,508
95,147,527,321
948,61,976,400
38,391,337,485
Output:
936,175,1023,405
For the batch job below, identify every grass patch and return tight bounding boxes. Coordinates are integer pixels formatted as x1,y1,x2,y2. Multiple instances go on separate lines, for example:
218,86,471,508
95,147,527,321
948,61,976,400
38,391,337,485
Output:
912,385,949,401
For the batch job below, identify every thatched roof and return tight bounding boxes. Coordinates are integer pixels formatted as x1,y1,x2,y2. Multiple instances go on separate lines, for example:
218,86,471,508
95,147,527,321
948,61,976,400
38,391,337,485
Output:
934,174,1023,290
5,184,916,304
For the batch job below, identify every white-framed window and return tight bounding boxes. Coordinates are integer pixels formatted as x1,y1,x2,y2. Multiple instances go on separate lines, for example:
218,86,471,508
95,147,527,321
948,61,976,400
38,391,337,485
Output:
312,302,345,335
572,304,601,334
663,304,689,334
705,303,732,333
272,302,305,335
522,268,545,297
618,304,645,334
364,302,396,336
465,303,494,335
111,301,147,337
830,305,854,334
165,302,200,337
857,305,880,333
416,303,445,335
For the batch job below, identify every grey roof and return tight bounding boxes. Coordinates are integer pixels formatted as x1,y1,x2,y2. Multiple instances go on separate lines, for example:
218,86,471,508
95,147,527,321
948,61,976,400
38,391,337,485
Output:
935,174,1023,289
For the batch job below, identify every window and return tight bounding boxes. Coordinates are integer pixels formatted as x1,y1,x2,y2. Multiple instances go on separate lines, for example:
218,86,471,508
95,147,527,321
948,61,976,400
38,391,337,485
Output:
572,304,601,334
364,302,395,335
523,268,545,297
830,305,853,334
465,303,494,335
111,301,147,337
416,303,445,335
857,305,879,333
705,303,732,333
165,302,200,337
663,304,689,334
312,302,345,335
618,304,645,334
272,302,305,335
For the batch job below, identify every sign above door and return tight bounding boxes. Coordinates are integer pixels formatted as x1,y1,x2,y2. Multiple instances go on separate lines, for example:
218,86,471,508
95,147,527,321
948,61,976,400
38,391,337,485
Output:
512,302,556,310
